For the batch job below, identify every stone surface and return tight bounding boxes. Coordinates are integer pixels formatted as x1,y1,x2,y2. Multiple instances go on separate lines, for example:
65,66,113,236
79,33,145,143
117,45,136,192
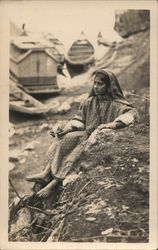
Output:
9,207,32,235
101,228,113,235
19,158,26,164
74,93,88,104
85,217,96,222
63,173,80,186
39,123,49,131
9,162,16,171
9,149,21,162
24,141,39,151
57,101,71,113
9,123,15,138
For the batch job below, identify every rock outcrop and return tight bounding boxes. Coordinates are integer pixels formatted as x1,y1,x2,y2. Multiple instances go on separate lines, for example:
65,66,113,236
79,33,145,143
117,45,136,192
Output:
114,10,150,38
92,10,150,92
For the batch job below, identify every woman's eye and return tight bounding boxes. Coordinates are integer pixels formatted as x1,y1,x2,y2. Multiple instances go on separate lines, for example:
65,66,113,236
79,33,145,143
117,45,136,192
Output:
94,81,104,87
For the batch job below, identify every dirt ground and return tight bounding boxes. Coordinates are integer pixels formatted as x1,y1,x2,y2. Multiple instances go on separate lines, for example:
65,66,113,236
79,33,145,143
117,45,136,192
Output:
9,79,149,242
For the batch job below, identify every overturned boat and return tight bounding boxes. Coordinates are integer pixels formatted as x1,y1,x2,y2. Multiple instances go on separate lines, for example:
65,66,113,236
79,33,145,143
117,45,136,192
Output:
10,36,61,94
66,32,95,77
9,78,49,114
97,32,116,47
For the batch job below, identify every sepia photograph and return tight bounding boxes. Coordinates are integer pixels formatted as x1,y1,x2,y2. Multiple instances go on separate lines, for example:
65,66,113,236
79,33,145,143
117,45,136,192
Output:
0,0,157,249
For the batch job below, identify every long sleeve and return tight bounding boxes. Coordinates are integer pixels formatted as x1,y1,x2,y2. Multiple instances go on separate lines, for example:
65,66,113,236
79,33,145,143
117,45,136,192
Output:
114,105,139,126
64,100,87,131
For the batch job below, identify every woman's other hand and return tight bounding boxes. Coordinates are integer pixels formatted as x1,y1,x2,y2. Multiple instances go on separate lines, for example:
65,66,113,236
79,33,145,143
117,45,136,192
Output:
50,128,56,137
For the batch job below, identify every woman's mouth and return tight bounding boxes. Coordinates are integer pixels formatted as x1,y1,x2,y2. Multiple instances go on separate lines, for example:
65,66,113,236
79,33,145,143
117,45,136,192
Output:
95,89,99,93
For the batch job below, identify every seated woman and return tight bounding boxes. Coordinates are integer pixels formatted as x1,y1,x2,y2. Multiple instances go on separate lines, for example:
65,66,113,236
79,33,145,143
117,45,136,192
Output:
26,69,138,198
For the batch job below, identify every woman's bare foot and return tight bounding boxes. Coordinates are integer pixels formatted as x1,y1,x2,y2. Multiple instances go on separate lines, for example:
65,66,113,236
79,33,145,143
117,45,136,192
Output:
26,171,50,183
37,179,59,198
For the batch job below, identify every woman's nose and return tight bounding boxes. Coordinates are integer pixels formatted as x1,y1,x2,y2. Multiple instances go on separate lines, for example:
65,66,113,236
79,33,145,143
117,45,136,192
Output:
94,83,98,89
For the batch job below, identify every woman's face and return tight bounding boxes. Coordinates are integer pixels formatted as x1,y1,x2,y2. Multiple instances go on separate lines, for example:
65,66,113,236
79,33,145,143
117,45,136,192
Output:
94,79,108,96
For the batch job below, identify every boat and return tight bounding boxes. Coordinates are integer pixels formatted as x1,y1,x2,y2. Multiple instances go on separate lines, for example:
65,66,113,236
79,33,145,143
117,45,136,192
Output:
10,36,61,94
97,32,116,47
66,32,95,77
9,78,49,114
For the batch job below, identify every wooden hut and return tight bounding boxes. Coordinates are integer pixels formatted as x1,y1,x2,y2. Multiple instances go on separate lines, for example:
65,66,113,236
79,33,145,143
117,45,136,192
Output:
66,32,95,77
10,36,61,94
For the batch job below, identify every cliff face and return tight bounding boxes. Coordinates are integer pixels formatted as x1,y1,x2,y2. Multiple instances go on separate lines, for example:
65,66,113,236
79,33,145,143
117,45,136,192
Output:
93,10,150,91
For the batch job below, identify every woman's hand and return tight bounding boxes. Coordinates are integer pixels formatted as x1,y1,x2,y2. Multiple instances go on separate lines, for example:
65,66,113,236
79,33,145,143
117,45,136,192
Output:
98,122,116,130
50,126,63,137
56,129,69,138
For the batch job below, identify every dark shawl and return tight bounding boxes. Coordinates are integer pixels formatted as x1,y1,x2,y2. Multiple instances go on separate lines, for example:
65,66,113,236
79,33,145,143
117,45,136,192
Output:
89,69,133,107
66,70,136,133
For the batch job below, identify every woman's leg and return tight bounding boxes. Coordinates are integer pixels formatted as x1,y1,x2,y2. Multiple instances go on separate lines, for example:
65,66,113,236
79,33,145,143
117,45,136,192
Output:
26,132,82,183
50,131,85,179
35,131,85,196
37,179,60,198
26,162,51,183
58,142,86,179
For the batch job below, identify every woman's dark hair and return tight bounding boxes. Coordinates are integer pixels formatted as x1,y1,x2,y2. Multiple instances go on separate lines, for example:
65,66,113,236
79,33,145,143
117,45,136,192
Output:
94,72,110,85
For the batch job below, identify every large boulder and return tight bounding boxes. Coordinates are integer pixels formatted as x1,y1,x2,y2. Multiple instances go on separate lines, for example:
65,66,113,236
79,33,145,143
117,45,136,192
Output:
114,10,150,38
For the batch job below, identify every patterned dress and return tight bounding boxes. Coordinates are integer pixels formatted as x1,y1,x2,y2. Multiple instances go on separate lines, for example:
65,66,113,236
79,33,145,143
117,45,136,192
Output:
45,94,137,180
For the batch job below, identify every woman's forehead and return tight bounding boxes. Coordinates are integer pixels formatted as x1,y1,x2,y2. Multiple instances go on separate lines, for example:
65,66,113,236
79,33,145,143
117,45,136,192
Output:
94,72,109,84
95,72,105,78
94,79,105,84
